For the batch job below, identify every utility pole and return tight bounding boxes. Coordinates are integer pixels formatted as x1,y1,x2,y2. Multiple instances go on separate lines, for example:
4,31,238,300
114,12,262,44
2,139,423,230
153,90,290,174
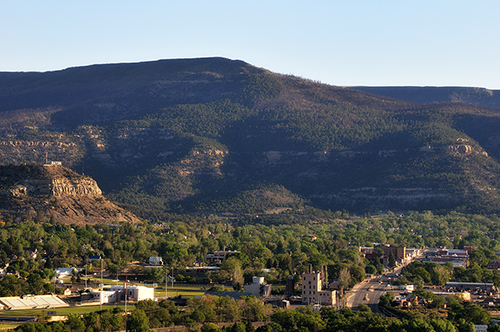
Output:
165,265,168,299
100,258,103,311
124,278,127,332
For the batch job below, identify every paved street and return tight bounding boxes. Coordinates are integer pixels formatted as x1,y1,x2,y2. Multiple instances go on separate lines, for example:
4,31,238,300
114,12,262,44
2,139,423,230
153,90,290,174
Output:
346,265,405,313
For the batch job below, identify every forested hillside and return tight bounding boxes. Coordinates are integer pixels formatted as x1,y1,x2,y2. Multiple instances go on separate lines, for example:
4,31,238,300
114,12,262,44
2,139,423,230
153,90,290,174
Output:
2,57,500,218
351,86,500,109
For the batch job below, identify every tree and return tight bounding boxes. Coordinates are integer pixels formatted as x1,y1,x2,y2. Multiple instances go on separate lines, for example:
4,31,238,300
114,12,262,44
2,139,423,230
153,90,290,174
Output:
127,309,150,332
145,267,165,283
365,265,376,275
357,303,371,312
430,318,458,332
379,292,394,306
65,313,85,332
350,265,366,282
449,304,491,325
201,322,221,332
338,267,351,297
271,308,324,332
233,265,244,291
431,265,451,286
401,318,436,332
255,322,283,332
388,252,396,269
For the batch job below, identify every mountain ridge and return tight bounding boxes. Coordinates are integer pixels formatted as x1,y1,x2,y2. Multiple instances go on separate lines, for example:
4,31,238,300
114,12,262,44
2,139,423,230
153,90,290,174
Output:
1,57,500,218
350,86,500,109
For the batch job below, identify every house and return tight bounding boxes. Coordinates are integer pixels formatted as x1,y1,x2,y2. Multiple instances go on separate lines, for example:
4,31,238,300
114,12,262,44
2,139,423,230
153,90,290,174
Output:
88,255,102,262
243,277,271,297
301,271,336,306
149,257,163,266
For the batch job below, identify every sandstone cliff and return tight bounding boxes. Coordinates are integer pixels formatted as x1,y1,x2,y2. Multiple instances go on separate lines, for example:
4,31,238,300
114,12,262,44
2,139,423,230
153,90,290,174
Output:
0,164,140,225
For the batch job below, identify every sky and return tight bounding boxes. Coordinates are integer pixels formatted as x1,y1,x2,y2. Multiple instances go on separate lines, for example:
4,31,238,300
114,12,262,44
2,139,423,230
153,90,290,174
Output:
1,1,499,89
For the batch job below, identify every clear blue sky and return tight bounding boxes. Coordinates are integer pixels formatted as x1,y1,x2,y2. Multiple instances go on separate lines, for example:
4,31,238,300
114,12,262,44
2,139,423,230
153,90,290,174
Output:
2,1,499,89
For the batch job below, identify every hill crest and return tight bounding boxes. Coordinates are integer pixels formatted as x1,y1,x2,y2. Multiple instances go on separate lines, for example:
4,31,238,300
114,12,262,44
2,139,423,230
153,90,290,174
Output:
1,57,500,217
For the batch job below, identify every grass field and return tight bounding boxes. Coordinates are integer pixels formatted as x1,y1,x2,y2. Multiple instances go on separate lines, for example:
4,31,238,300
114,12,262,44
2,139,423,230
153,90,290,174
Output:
0,304,130,317
0,284,209,318
0,323,21,330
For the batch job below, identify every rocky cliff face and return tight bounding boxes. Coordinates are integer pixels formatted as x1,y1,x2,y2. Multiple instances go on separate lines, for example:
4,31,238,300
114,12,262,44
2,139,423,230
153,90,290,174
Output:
0,164,139,225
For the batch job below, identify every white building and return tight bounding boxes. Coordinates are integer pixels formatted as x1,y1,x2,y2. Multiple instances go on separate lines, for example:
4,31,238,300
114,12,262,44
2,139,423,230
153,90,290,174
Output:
302,271,336,306
243,277,271,297
149,257,163,266
86,285,155,304
55,267,81,279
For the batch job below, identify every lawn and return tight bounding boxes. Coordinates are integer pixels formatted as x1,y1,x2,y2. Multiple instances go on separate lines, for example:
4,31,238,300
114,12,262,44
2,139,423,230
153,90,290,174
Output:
0,304,130,317
0,323,22,330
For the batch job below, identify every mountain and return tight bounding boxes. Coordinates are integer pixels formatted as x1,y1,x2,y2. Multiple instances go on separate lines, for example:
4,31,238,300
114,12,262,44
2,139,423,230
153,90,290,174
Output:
350,86,500,109
1,57,500,218
0,163,139,224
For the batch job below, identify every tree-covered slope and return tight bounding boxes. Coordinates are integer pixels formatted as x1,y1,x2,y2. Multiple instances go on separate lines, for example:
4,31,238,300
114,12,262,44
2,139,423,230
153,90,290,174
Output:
2,57,500,218
350,86,500,109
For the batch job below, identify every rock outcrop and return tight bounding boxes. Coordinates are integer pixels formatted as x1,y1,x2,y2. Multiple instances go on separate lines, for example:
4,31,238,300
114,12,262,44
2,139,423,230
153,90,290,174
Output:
0,164,139,225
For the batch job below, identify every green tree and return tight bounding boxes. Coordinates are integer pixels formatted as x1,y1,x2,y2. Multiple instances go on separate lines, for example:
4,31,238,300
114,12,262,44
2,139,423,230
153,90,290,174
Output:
338,267,351,297
65,313,85,332
201,322,221,332
145,267,165,283
127,309,150,332
388,252,396,269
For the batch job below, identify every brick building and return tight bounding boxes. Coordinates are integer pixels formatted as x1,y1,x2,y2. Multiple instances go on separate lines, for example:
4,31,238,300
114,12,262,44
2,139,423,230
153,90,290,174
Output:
301,271,336,306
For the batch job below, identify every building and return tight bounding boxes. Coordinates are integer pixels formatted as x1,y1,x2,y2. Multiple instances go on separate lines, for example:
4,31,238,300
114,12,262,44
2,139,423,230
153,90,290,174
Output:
301,271,336,306
444,282,495,293
431,248,469,267
380,245,406,260
405,248,422,259
359,246,374,255
361,245,418,265
205,249,239,264
149,257,163,266
88,255,102,262
83,285,155,304
243,277,271,298
55,267,81,279
0,295,69,310
185,265,220,281
486,259,500,270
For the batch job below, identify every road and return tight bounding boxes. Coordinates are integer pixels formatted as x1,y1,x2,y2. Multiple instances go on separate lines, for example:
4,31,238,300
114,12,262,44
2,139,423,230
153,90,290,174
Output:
346,266,404,313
